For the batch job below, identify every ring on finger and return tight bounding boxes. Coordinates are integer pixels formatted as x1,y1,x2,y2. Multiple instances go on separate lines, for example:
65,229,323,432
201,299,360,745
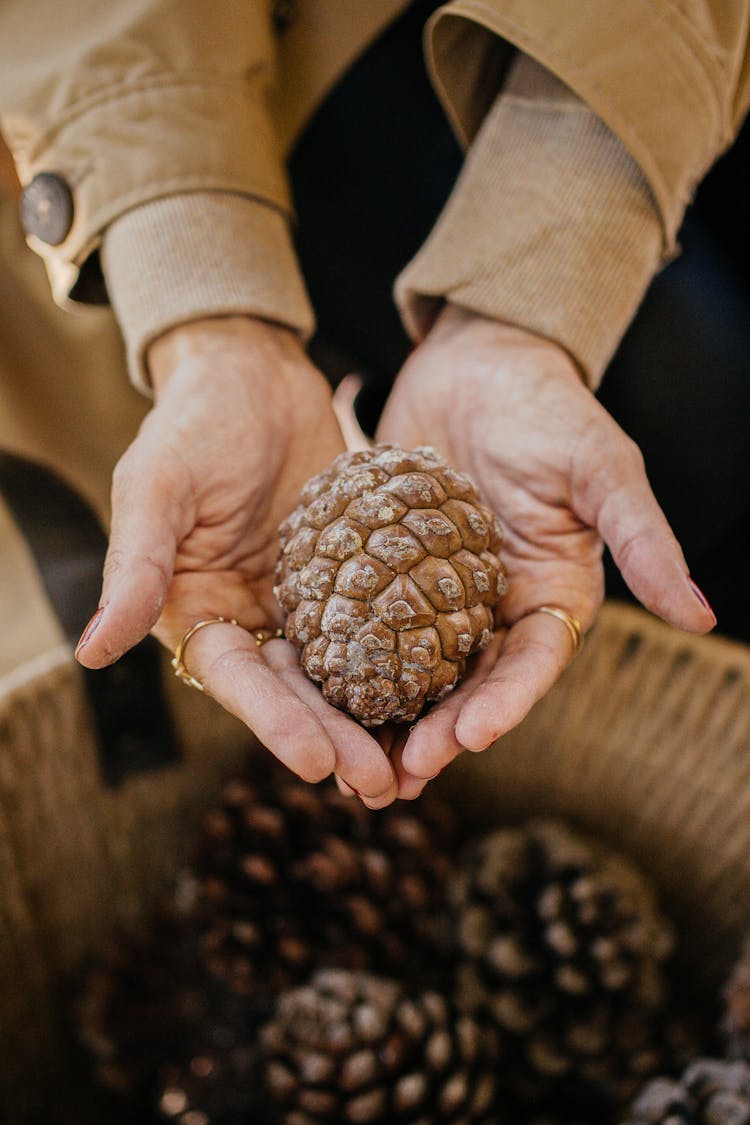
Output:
525,605,584,657
253,627,285,648
171,616,239,692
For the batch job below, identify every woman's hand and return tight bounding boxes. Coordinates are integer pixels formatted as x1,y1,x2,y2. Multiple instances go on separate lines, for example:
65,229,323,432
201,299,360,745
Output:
377,306,716,797
75,316,397,807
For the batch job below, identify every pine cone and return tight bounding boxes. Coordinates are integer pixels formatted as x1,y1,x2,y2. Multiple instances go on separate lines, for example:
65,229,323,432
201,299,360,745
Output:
260,968,500,1123
450,819,678,1113
722,934,750,1060
77,907,262,1122
622,1059,750,1123
275,445,507,726
77,910,207,1102
77,759,457,1122
192,759,456,1003
155,1047,265,1125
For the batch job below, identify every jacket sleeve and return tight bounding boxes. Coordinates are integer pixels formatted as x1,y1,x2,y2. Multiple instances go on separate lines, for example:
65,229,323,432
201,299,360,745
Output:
396,52,665,386
426,0,750,250
0,0,314,392
396,0,750,387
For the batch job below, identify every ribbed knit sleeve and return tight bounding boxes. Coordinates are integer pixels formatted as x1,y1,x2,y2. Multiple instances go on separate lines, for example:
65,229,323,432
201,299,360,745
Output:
102,192,315,393
395,53,665,387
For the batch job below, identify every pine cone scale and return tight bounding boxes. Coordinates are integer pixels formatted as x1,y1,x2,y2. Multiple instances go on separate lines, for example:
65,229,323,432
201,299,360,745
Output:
276,445,507,725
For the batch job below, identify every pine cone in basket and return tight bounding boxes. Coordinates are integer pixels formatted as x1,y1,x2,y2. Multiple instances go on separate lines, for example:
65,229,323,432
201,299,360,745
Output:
621,1058,750,1123
192,759,456,1004
155,1047,264,1125
77,907,263,1122
450,819,678,1113
77,759,457,1122
275,445,508,726
260,968,501,1123
721,934,750,1059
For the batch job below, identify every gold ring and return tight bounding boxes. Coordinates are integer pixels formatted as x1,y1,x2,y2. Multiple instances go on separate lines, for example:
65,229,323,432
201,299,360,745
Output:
171,617,238,692
254,627,284,648
529,605,584,657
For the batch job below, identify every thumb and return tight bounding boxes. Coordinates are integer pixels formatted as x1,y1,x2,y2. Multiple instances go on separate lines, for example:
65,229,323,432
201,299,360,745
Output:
75,447,186,667
574,418,716,634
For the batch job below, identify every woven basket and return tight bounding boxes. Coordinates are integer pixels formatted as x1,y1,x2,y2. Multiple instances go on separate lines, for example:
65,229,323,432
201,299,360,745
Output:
0,648,250,1103
439,599,750,997
2,599,749,1108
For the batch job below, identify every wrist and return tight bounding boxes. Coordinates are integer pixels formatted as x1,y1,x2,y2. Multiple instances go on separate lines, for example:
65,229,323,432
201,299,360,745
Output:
147,315,302,396
430,305,583,380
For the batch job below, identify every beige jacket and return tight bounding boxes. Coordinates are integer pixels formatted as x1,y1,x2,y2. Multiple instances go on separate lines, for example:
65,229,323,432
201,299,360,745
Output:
0,0,749,392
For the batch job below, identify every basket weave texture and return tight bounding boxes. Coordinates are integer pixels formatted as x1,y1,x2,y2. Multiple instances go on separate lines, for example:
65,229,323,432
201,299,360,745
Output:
2,600,750,1104
0,647,249,1100
439,600,750,996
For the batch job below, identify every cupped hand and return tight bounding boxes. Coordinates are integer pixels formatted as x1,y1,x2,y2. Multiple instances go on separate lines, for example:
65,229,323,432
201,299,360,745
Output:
376,306,716,797
75,316,397,806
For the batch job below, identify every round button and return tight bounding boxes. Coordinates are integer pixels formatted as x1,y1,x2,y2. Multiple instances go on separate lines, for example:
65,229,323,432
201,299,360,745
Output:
20,172,74,245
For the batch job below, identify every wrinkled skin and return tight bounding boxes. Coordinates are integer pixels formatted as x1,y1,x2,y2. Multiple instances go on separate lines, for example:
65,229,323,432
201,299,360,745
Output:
75,317,398,807
376,307,715,797
76,310,714,804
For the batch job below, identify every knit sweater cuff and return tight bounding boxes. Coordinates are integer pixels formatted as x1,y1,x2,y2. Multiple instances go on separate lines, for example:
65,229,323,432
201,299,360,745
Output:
102,192,315,394
395,54,665,388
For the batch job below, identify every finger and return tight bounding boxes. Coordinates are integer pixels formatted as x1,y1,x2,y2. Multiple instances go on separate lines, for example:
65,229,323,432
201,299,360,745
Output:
175,622,338,783
574,424,716,633
253,641,398,807
373,723,399,759
398,633,506,783
389,732,430,801
270,657,398,810
455,611,579,750
76,450,188,668
348,723,401,806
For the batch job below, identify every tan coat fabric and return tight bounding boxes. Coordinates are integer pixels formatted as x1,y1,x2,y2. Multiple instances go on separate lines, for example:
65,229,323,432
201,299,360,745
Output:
0,193,146,524
0,0,748,389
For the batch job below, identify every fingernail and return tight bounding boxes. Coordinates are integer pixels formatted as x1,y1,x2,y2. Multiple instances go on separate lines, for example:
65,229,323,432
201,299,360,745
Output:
688,578,716,618
75,607,104,655
459,740,493,753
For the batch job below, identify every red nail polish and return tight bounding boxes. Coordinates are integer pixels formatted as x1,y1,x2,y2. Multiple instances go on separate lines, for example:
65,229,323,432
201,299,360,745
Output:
76,607,104,654
688,578,715,617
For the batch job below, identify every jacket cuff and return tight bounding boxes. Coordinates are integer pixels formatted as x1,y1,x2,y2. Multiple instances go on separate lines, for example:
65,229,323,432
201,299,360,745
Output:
102,192,315,394
395,53,664,388
14,79,291,309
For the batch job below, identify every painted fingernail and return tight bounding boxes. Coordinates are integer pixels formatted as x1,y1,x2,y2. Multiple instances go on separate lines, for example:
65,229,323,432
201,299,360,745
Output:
75,607,104,655
688,578,716,618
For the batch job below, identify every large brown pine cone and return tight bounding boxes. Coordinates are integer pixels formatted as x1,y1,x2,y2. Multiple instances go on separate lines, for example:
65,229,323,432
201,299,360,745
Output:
191,758,457,1004
621,1059,750,1123
275,445,507,726
260,968,501,1124
450,820,679,1113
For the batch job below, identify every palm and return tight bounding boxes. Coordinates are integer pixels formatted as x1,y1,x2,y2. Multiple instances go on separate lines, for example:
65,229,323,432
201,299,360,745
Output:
377,309,714,792
145,356,346,640
78,319,398,806
379,346,605,630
